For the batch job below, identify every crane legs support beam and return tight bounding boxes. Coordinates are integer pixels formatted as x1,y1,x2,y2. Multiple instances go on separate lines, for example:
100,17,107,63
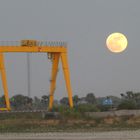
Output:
0,53,11,111
61,53,73,108
49,52,73,110
49,53,60,110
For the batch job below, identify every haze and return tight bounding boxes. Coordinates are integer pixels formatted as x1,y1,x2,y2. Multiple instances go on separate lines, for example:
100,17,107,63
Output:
0,0,139,99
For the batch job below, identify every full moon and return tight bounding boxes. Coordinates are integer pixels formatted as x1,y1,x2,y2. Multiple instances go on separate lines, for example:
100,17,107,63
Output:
106,32,128,53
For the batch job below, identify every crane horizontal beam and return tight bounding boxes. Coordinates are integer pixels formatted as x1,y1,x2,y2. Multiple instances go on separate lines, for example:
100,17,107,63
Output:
0,46,67,53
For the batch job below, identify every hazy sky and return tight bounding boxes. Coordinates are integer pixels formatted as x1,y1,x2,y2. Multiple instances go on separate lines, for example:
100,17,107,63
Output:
0,0,140,99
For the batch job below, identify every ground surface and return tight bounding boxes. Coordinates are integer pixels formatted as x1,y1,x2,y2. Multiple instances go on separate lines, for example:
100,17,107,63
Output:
0,130,140,140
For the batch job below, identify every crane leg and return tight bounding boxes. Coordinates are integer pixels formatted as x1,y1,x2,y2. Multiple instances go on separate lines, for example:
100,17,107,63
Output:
61,52,73,108
0,53,11,111
49,53,60,110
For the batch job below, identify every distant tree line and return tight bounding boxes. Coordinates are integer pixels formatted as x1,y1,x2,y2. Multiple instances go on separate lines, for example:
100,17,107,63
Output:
0,91,140,111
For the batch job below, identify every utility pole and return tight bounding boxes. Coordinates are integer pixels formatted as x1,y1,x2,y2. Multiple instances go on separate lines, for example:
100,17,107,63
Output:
27,53,31,97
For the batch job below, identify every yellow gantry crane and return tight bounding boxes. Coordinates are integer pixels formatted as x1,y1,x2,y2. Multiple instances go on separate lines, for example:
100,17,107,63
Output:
0,40,73,111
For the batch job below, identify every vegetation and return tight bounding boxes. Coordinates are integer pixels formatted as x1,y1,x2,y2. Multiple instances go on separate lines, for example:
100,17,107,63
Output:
0,91,140,132
0,111,140,132
119,91,140,109
1,91,140,111
118,100,137,110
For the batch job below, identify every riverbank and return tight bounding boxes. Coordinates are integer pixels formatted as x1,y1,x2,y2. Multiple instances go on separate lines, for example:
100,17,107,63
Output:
1,111,140,132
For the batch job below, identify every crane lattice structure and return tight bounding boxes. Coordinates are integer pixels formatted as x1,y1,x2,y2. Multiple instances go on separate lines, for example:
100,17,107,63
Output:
0,40,73,111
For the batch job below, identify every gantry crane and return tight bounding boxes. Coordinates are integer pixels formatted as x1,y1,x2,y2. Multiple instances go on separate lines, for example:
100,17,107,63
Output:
0,40,73,111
